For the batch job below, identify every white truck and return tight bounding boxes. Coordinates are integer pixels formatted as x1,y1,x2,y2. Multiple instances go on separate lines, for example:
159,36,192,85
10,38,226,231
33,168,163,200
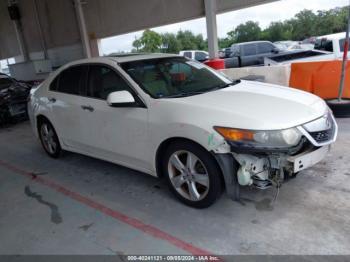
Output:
265,32,350,66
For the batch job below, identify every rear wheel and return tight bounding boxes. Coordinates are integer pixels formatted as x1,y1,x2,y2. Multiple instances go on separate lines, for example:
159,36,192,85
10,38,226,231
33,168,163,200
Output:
162,141,222,208
38,120,61,158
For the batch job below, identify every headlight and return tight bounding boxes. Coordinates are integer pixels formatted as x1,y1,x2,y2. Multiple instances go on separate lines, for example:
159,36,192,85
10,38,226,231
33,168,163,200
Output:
214,126,302,149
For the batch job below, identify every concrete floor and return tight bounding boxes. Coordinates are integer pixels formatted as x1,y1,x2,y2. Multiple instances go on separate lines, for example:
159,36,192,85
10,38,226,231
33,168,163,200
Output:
0,119,350,255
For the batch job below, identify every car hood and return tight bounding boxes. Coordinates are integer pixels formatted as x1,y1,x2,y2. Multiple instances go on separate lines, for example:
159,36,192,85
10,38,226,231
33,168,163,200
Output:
158,80,328,130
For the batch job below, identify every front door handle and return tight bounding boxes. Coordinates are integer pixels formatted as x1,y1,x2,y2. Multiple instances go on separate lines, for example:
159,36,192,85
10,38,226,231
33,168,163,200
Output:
81,105,94,112
48,97,56,103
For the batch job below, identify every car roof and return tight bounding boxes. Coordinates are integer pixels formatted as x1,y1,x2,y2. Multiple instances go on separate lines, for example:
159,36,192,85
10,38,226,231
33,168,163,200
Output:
62,53,182,68
179,50,208,53
317,32,348,40
233,41,273,46
108,53,181,63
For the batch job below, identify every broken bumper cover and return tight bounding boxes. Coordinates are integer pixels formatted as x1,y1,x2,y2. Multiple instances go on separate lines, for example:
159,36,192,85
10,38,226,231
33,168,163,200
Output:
287,145,330,173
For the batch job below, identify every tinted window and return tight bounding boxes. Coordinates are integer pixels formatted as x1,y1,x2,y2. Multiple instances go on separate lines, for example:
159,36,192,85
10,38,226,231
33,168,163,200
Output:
339,38,350,52
314,39,333,52
49,76,59,91
56,66,86,95
242,44,257,56
258,43,274,54
194,52,207,61
183,52,192,58
87,65,132,100
230,45,239,57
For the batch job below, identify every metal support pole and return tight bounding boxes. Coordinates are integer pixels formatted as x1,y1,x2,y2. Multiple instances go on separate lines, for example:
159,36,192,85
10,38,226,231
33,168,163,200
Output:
33,0,48,59
8,1,28,62
205,0,219,59
74,0,91,58
337,4,350,101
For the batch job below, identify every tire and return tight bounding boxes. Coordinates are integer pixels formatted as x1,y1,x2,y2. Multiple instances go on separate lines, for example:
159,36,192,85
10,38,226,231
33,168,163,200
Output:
38,119,61,158
326,99,350,118
162,141,223,208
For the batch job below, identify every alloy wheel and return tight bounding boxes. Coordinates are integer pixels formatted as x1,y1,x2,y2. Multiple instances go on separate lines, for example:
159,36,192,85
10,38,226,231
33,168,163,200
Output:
40,123,57,154
168,150,210,201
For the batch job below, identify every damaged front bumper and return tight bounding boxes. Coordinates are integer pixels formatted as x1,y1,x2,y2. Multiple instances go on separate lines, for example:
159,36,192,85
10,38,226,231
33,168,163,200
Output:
213,113,338,201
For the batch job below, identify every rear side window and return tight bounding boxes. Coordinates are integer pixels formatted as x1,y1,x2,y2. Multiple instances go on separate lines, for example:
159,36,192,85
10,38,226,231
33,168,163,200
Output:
183,52,192,59
339,38,350,52
194,52,207,61
242,44,257,56
49,76,59,91
314,39,333,52
87,65,132,100
55,66,86,95
258,43,274,54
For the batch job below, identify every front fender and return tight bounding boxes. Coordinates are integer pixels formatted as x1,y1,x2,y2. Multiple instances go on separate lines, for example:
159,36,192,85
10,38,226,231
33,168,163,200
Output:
151,122,231,172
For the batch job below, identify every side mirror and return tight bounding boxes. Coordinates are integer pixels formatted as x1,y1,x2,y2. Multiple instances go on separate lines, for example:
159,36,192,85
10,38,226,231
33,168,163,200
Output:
107,90,136,107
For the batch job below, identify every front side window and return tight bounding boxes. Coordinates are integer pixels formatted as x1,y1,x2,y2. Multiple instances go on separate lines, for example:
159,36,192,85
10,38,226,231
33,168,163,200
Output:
56,66,86,95
242,44,257,56
121,57,233,98
258,43,274,54
87,65,132,100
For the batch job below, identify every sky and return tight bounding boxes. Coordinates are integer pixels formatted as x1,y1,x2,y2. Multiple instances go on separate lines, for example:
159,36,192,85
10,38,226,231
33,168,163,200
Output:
101,0,349,54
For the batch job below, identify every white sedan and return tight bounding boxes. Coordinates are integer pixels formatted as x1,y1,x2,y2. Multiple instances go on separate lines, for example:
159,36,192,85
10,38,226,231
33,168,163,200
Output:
28,54,337,208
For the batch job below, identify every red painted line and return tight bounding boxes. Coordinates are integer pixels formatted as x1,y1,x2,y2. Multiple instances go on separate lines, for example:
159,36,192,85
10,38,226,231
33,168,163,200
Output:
0,160,212,256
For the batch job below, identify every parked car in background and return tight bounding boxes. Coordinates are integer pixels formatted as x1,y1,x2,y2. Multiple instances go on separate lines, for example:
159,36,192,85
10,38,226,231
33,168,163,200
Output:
218,49,226,59
0,73,32,125
274,41,314,51
28,53,337,208
224,47,232,58
314,32,350,58
265,32,350,66
302,36,317,45
179,50,209,62
224,41,280,68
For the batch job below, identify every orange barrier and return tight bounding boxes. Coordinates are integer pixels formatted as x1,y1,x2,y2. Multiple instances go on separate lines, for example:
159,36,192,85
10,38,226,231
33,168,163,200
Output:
289,60,350,99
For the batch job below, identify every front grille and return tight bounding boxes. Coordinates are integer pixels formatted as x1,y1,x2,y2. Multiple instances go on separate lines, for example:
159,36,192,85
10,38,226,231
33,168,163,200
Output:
309,128,334,143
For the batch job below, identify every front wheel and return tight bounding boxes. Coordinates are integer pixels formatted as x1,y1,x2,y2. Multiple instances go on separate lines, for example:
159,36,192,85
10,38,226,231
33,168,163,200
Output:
162,141,223,208
38,120,61,158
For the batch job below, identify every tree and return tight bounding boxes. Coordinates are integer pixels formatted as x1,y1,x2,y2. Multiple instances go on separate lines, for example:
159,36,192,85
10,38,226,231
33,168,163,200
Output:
289,10,318,40
262,21,292,42
316,7,349,36
176,30,198,50
161,33,181,53
132,38,142,51
132,29,162,52
228,21,262,43
218,37,234,49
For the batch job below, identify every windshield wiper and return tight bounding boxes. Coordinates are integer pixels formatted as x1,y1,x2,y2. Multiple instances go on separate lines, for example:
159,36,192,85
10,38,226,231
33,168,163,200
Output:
208,79,241,92
163,91,207,98
162,80,241,99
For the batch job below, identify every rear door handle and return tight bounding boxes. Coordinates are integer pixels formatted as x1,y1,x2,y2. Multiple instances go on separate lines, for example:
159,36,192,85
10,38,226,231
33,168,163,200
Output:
48,97,56,103
81,105,94,112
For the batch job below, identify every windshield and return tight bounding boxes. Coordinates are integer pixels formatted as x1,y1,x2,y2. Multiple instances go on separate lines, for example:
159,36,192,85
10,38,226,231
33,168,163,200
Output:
120,57,233,98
